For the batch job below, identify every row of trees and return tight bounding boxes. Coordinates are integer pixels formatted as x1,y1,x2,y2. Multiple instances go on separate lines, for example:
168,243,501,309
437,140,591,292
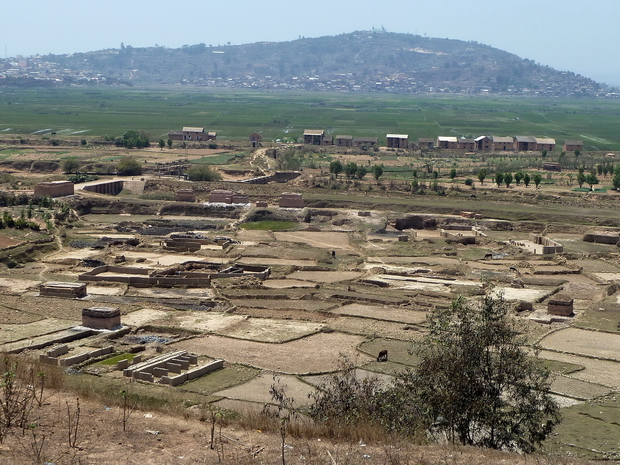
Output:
329,160,383,181
63,156,143,177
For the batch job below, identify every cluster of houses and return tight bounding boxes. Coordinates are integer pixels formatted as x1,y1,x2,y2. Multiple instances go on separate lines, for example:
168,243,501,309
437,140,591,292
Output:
303,129,583,153
168,127,217,142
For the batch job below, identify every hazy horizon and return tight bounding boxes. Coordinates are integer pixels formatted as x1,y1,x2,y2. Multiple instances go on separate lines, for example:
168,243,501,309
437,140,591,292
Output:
2,0,619,87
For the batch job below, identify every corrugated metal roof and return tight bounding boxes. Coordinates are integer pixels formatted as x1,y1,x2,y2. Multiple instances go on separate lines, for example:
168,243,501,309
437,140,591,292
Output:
536,138,556,145
492,136,513,143
304,129,324,136
563,140,583,145
437,136,458,142
335,135,353,139
475,135,490,141
183,127,205,132
386,134,408,138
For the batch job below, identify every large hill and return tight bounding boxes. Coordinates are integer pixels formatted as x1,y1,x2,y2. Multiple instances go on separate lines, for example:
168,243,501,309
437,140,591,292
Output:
1,31,612,97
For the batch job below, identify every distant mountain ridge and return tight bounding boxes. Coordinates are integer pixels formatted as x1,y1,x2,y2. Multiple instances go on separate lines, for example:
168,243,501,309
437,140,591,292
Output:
2,31,614,97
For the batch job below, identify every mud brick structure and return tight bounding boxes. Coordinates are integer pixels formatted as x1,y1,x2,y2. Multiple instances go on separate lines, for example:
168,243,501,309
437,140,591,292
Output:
358,211,371,217
40,282,87,298
208,189,234,203
175,189,196,202
83,180,124,195
583,232,620,245
82,306,121,330
279,192,304,208
548,295,574,317
34,181,74,197
398,235,409,242
231,193,250,204
256,201,268,207
209,190,249,204
79,263,269,286
529,234,564,254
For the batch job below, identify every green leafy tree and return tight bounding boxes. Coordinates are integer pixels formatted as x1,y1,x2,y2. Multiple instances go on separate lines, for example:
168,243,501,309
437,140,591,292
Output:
356,165,367,180
275,149,302,170
613,166,620,189
344,162,358,179
514,171,524,185
523,173,531,187
372,164,384,182
574,149,581,157
167,138,173,149
495,172,504,187
541,149,548,158
410,293,561,452
61,157,80,174
504,172,513,187
449,168,457,180
533,173,542,188
158,139,165,150
118,130,150,149
477,168,487,185
187,165,222,181
116,157,142,176
329,160,343,178
585,173,599,189
577,172,586,188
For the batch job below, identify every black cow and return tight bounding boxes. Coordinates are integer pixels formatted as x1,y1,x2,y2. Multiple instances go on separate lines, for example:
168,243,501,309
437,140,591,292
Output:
377,350,388,362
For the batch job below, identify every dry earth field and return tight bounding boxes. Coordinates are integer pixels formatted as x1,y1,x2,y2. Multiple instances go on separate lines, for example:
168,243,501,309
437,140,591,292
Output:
1,142,620,462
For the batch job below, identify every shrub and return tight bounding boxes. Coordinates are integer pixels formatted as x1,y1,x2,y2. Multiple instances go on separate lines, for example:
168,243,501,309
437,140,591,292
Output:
116,157,142,176
187,165,222,181
464,178,474,186
61,157,80,174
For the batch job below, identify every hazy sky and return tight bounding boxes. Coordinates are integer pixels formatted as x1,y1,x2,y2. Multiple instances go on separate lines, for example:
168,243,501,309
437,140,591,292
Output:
3,0,618,85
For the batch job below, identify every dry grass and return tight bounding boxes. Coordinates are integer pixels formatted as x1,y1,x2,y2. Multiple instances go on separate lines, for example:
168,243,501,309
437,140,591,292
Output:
0,354,599,464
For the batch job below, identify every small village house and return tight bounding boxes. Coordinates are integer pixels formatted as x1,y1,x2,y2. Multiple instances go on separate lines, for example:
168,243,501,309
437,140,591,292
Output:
168,127,216,141
249,132,262,147
458,138,475,151
353,137,378,147
513,136,537,151
418,138,435,149
303,129,325,145
437,136,459,149
492,136,513,151
563,140,583,152
536,138,556,152
386,134,409,148
335,135,353,147
475,135,493,151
